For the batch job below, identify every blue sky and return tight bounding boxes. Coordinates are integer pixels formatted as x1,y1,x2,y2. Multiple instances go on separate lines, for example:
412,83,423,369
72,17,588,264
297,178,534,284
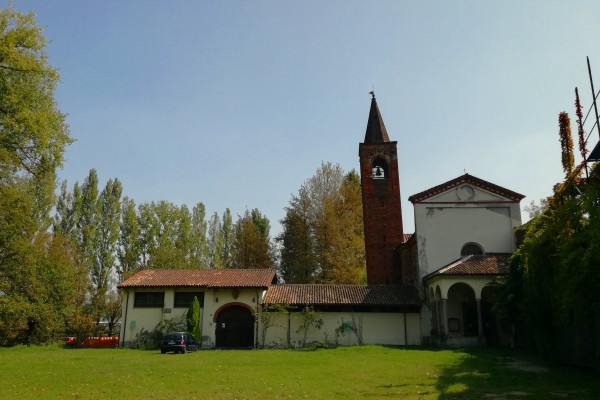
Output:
10,0,600,235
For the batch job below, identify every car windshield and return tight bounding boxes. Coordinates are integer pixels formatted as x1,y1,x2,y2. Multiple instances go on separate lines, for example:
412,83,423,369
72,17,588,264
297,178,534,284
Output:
164,334,182,341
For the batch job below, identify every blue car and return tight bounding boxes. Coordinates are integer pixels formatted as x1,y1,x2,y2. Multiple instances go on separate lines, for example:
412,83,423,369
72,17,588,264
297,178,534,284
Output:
160,332,199,354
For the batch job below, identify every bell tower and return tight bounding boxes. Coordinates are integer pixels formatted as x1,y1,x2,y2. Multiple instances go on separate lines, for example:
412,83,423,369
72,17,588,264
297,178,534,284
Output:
359,93,404,285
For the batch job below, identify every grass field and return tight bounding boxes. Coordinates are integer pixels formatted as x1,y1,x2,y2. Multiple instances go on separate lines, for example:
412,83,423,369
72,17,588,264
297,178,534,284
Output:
0,345,597,399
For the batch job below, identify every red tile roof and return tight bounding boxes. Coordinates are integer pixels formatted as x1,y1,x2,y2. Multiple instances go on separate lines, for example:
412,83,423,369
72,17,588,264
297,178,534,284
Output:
263,284,421,306
408,174,525,203
425,253,511,280
117,269,276,289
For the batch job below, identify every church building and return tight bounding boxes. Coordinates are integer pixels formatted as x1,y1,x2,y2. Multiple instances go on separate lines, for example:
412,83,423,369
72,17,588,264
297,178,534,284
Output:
118,94,524,348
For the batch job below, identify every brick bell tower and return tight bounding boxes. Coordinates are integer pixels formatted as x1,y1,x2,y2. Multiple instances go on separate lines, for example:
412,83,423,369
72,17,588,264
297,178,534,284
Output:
359,92,404,285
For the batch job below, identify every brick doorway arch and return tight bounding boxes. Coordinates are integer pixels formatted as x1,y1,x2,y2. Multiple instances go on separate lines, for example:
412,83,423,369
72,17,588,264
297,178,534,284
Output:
215,304,254,348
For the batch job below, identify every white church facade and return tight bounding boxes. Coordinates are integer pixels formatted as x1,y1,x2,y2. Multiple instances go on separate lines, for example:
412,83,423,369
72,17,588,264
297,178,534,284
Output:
409,173,524,346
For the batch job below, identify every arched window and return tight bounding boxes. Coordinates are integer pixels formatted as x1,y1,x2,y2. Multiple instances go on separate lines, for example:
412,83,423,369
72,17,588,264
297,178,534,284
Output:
461,242,483,256
371,158,388,179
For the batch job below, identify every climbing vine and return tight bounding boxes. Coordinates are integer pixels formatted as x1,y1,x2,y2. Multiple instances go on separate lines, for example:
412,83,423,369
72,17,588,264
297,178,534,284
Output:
258,303,287,348
295,306,324,347
497,158,600,366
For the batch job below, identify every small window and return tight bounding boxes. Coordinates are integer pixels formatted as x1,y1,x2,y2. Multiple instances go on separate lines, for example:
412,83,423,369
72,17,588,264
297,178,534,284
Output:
461,243,483,256
134,292,164,308
174,292,205,308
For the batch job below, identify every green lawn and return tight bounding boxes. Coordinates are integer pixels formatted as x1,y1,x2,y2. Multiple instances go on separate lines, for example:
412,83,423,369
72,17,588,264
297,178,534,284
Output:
0,345,597,399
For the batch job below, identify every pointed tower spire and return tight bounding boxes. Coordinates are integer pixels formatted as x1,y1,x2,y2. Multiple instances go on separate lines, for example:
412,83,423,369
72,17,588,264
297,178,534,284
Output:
364,92,390,143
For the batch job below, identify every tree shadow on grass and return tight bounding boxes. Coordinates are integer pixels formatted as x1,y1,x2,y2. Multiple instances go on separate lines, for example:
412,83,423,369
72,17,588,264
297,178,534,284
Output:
434,347,600,400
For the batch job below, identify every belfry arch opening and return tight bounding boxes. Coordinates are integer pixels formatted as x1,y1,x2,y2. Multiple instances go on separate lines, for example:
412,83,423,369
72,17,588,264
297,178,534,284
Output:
371,158,388,179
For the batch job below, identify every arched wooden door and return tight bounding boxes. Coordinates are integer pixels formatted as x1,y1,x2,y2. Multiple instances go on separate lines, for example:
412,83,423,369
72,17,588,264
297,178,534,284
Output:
215,305,254,348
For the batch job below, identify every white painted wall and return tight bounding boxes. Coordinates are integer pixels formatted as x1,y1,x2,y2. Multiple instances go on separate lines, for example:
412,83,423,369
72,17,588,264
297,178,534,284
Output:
259,311,421,348
200,287,262,348
119,288,183,347
119,288,420,348
413,184,522,278
119,287,260,348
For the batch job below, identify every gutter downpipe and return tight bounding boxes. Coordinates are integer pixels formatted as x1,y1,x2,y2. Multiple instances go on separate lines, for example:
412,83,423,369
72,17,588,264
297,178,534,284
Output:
255,289,260,349
121,289,129,348
404,312,408,346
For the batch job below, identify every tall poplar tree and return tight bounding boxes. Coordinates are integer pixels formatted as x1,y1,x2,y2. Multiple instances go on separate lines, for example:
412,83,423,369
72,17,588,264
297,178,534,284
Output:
137,202,158,267
221,208,235,269
54,180,78,239
146,201,184,269
207,211,223,268
118,196,140,279
93,178,122,293
189,202,209,269
77,169,100,261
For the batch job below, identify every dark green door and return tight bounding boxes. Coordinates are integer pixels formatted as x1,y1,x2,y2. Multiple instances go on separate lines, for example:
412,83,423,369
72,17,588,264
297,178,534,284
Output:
216,306,254,348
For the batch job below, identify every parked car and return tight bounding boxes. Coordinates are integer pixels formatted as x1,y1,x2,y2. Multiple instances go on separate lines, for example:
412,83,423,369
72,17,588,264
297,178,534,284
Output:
161,332,199,354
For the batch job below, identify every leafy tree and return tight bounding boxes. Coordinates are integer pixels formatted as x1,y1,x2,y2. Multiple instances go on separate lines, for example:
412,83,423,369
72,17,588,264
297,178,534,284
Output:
118,196,141,279
0,6,74,345
0,233,88,345
0,6,72,221
175,204,193,264
523,198,550,220
207,211,223,268
189,202,209,268
220,208,235,269
93,178,122,293
251,208,271,239
68,313,95,348
137,201,158,267
77,169,100,261
278,163,365,283
145,200,184,269
102,291,123,337
317,171,365,284
54,180,78,239
497,111,600,366
133,201,210,270
233,209,274,269
54,171,122,321
278,207,315,283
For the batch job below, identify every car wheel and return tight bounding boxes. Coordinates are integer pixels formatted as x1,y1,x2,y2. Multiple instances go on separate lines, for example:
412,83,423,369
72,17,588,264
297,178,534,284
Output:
161,349,166,354
181,347,187,354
